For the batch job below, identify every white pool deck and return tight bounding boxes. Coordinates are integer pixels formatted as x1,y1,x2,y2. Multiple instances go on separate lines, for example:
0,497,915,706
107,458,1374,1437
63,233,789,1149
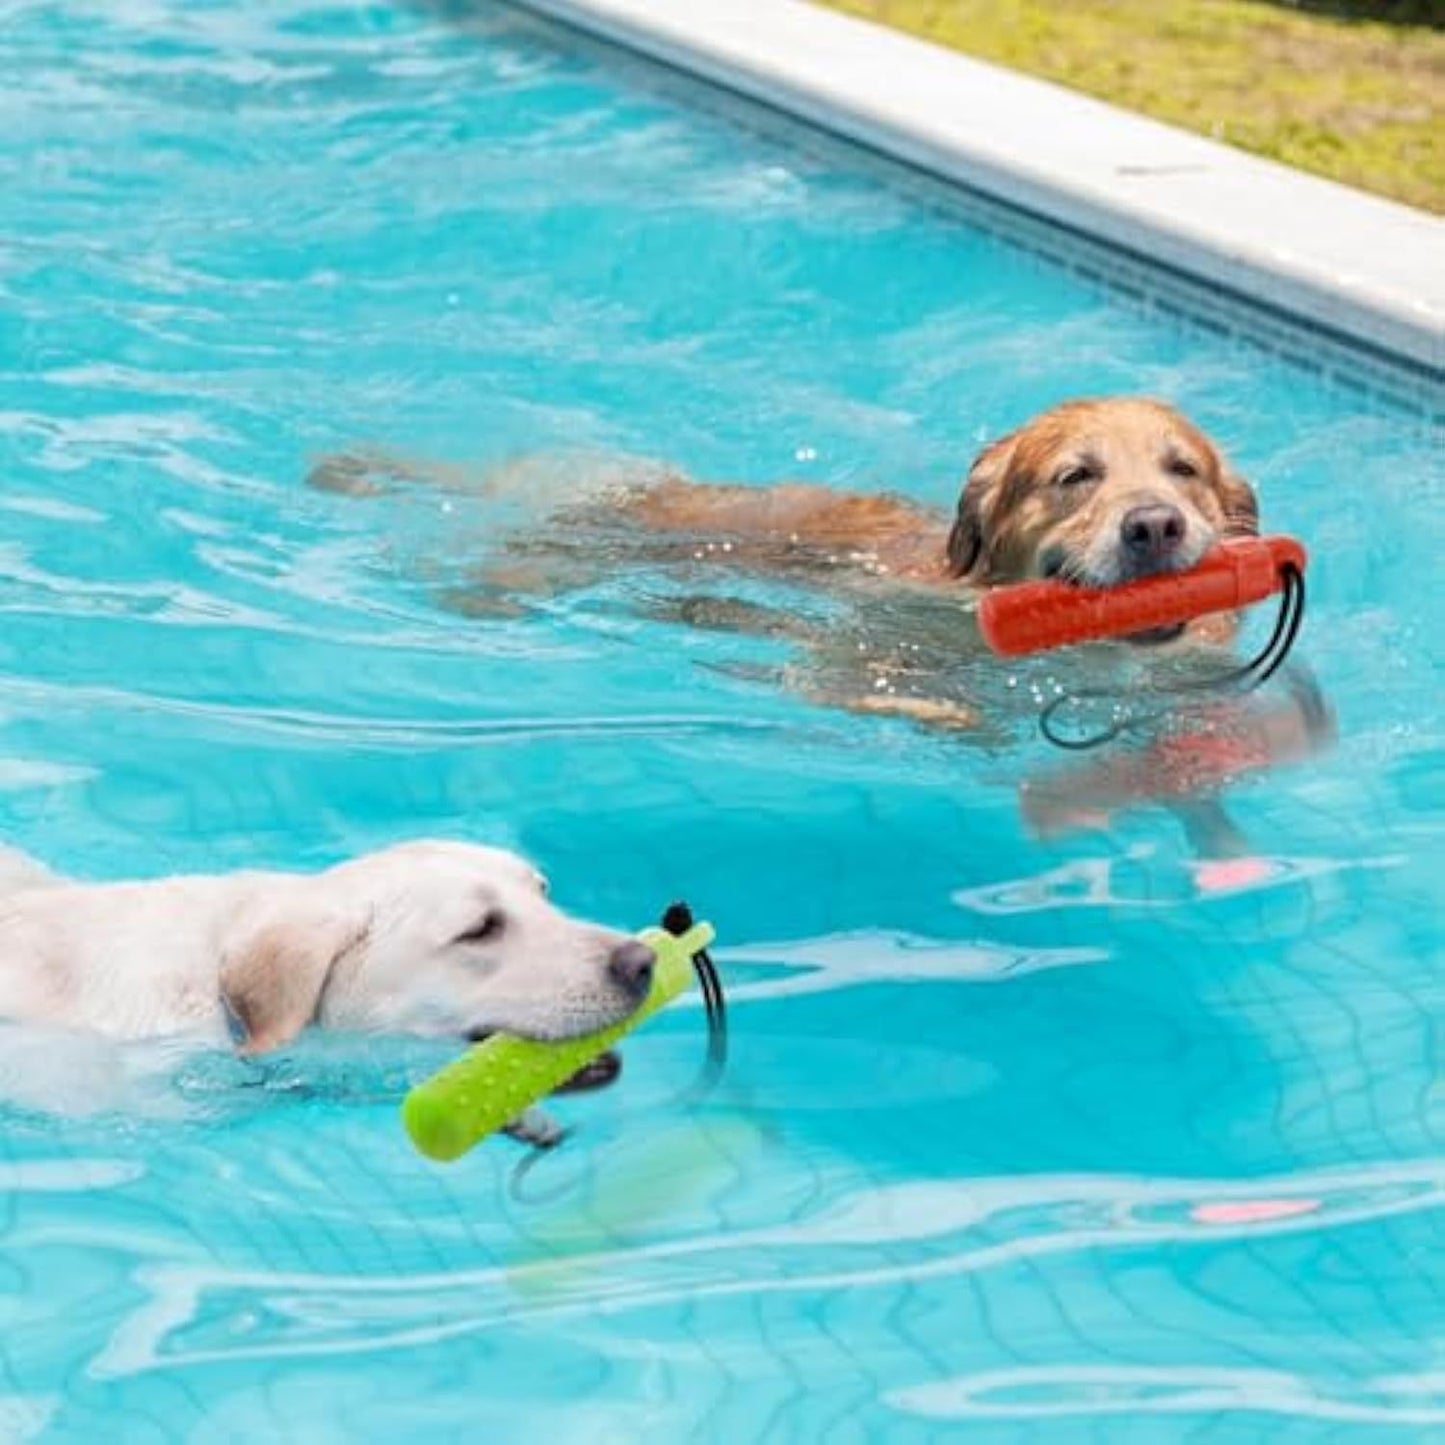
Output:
509,0,1444,381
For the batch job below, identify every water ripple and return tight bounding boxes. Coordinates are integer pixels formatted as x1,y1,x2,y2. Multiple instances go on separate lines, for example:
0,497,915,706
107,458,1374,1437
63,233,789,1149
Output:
954,849,1404,913
0,1158,143,1192
0,673,783,749
709,930,1106,1005
0,1397,56,1444
890,1365,1445,1426
90,1160,1445,1377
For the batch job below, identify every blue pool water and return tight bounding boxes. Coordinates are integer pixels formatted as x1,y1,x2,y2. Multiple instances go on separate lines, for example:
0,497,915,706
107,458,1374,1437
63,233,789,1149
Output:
2,1,1442,1439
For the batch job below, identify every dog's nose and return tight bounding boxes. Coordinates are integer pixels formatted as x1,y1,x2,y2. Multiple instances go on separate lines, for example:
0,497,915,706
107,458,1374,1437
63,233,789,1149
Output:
607,940,656,1001
1120,503,1186,562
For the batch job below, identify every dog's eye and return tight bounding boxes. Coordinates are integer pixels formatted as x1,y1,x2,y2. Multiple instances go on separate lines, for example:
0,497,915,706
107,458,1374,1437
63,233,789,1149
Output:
1166,456,1200,479
1055,464,1097,488
453,910,505,946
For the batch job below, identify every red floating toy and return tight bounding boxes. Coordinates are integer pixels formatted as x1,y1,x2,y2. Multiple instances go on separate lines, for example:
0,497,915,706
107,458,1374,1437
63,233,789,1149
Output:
978,536,1308,657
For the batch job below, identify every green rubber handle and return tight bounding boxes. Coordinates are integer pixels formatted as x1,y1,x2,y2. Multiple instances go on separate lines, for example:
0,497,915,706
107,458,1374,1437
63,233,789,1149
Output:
401,921,714,1161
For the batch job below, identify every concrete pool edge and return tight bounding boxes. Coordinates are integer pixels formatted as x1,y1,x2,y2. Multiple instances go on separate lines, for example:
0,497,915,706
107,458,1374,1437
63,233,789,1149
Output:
503,0,1444,381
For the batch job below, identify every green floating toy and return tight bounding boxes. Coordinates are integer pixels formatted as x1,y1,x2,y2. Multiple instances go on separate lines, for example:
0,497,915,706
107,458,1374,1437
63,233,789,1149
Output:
402,916,717,1162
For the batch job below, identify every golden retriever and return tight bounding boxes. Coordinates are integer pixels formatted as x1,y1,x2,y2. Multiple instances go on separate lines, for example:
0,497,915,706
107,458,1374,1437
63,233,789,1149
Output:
309,398,1260,728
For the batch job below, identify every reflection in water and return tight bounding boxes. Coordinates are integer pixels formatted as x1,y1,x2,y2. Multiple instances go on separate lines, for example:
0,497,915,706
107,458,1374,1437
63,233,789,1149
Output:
1017,665,1337,859
711,933,1107,1004
89,1159,1445,1378
952,847,1400,915
891,1364,1445,1426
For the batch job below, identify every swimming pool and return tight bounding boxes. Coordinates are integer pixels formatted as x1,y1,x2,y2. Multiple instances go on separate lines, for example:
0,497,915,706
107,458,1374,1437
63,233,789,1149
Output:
2,0,1442,1439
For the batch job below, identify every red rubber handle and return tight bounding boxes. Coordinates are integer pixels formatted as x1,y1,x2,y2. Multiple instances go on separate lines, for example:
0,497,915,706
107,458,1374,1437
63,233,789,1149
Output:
977,535,1307,657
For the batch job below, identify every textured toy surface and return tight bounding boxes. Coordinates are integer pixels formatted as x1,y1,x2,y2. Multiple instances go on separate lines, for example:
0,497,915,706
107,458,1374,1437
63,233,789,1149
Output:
402,920,714,1162
978,535,1307,657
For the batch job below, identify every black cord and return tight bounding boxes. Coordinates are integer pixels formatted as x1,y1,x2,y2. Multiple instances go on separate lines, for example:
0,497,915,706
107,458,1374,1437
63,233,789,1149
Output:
507,1131,583,1204
1039,564,1306,751
663,899,729,1101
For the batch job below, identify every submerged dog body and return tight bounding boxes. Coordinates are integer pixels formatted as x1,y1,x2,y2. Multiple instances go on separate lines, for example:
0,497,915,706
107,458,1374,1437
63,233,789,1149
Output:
614,398,1257,596
0,840,654,1056
311,398,1261,726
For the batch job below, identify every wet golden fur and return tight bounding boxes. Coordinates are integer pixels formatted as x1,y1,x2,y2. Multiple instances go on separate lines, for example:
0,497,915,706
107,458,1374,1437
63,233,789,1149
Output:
309,397,1260,728
609,397,1258,593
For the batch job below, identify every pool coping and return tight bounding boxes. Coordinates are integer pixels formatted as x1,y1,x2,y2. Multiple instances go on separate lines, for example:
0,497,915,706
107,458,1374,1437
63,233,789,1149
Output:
504,0,1444,382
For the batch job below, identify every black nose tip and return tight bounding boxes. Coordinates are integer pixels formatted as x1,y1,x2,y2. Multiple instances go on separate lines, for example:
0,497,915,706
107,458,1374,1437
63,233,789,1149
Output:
607,940,655,1000
1120,503,1186,560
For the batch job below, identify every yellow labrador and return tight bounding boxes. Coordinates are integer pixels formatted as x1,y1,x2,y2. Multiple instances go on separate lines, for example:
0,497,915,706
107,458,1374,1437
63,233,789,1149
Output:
0,839,652,1136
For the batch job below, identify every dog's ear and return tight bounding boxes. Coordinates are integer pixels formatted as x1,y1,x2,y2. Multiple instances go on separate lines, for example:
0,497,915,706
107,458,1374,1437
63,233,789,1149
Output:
947,433,1016,580
220,911,368,1056
1218,469,1260,537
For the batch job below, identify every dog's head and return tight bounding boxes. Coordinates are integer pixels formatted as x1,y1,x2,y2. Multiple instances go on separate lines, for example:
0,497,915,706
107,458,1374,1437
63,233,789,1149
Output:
947,398,1259,642
220,840,652,1055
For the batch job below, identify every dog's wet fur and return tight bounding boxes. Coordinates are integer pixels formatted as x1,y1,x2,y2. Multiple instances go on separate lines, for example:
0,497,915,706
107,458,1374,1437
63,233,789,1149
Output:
309,398,1260,730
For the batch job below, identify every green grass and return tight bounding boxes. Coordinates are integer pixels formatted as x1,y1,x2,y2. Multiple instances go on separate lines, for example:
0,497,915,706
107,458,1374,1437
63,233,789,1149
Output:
818,1,1444,212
